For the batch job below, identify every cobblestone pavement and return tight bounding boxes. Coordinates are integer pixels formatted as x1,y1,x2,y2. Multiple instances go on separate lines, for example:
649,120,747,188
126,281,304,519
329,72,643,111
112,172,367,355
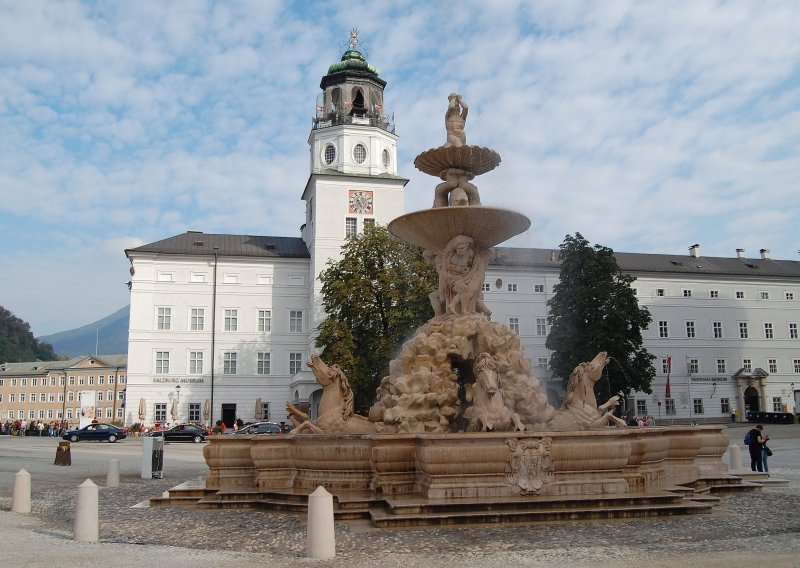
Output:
1,423,799,567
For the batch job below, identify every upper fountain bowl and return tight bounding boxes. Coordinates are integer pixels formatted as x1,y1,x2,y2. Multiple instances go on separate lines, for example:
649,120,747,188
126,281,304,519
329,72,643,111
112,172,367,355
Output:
415,145,501,179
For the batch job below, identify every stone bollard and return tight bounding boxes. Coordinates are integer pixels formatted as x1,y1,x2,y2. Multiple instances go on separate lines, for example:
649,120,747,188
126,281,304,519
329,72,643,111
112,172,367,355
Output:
74,479,99,542
107,459,120,488
54,441,72,466
306,486,335,559
11,469,31,513
728,444,743,471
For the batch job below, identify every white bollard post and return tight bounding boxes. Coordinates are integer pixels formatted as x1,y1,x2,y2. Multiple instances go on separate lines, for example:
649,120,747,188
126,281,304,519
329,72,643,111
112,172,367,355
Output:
11,469,31,513
306,486,335,559
74,479,99,542
107,459,120,488
729,444,743,471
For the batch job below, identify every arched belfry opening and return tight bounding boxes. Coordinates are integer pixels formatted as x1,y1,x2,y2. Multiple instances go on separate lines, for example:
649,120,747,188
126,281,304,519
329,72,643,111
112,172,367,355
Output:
351,87,366,116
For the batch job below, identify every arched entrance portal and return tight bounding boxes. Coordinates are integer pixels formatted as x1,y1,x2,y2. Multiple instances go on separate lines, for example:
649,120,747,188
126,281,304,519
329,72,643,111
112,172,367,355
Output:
744,386,760,412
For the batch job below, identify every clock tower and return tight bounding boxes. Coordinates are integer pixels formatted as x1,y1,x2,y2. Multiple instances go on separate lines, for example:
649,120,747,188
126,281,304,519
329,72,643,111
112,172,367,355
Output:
301,31,408,334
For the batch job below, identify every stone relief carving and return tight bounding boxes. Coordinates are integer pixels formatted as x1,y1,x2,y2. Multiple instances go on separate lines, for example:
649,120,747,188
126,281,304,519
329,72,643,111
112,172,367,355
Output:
506,436,554,494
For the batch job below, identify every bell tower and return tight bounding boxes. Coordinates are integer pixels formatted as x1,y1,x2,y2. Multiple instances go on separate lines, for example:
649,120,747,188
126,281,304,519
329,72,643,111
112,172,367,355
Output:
302,30,408,334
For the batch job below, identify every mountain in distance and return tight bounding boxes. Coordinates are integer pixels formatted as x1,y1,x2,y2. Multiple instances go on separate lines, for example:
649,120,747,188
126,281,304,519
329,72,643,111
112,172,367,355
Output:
39,305,130,357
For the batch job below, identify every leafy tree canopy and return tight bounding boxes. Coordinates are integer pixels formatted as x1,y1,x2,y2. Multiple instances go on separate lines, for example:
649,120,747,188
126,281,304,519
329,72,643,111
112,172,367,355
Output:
0,306,56,363
545,233,655,398
316,225,438,408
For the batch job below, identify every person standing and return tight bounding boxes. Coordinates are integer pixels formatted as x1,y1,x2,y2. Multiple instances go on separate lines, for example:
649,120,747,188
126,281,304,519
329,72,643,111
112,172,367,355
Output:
747,424,768,472
761,427,771,473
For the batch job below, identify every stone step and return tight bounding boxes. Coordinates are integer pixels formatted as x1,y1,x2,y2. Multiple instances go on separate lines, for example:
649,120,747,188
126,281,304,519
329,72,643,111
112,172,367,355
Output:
708,481,762,494
369,500,713,528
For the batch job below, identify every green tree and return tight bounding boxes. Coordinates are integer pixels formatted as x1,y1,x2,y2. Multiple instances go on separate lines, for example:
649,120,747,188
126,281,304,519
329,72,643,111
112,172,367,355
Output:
545,233,655,399
316,225,438,408
0,306,56,362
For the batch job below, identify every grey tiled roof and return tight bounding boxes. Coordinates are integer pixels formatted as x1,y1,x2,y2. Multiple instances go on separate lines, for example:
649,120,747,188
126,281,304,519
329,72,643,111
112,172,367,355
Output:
0,355,127,375
126,232,310,259
492,247,800,278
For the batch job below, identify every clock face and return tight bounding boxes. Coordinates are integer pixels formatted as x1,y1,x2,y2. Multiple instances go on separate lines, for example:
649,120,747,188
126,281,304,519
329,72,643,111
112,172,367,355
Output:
348,190,374,214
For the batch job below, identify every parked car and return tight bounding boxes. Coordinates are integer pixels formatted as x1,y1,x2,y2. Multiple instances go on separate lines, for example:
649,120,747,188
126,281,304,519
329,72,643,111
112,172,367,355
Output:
149,423,207,443
63,423,127,443
234,421,283,435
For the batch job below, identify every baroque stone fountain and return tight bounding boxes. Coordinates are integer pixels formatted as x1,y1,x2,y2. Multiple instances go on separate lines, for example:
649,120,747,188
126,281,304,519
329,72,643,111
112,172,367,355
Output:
164,95,736,526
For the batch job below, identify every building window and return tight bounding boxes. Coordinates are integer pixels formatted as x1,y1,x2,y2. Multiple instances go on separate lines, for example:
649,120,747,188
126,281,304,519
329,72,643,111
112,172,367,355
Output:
789,323,798,339
154,403,167,423
261,402,271,421
108,376,114,384
382,148,391,169
507,283,518,292
739,322,749,339
191,308,205,331
323,143,336,165
257,352,271,375
345,217,357,237
632,288,637,296
793,359,800,373
155,351,170,374
30,393,37,402
693,399,704,414
482,282,490,292
188,403,201,422
289,353,303,375
79,377,84,385
665,399,676,415
190,272,205,283
772,397,782,412
19,393,25,403
712,321,723,339
88,376,94,385
760,291,770,300
223,352,237,375
363,218,375,230
688,358,699,374
661,358,670,374
742,358,752,373
96,392,103,402
659,321,669,338
258,310,272,332
683,289,692,297
98,376,105,385
536,318,547,336
716,359,726,374
189,352,203,374
764,323,773,339
685,321,695,338
636,400,647,415
720,398,730,414
157,272,173,282
786,292,795,300
536,357,548,368
290,310,304,333
534,284,545,293
353,143,367,164
31,378,37,386
508,317,519,333
67,391,74,402
157,307,172,330
224,309,238,331
655,288,665,297
21,378,27,386
736,291,745,299
768,359,777,374
223,274,238,284
709,290,719,298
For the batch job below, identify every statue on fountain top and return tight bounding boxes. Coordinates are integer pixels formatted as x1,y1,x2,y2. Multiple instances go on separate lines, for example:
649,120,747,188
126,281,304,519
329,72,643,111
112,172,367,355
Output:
445,93,469,147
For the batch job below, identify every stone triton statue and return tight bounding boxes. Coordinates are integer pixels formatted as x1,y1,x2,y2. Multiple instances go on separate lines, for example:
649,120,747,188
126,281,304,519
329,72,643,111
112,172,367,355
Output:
445,93,468,147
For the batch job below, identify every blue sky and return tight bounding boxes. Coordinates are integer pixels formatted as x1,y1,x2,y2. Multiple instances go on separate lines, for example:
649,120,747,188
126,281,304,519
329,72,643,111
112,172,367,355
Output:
1,0,798,336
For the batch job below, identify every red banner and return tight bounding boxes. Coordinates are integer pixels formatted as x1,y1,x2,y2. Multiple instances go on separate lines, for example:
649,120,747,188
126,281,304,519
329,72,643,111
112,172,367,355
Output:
665,356,672,398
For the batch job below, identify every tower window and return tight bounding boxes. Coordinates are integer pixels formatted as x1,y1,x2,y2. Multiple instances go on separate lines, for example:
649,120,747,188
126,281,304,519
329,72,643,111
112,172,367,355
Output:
323,143,336,165
382,149,391,169
353,143,367,164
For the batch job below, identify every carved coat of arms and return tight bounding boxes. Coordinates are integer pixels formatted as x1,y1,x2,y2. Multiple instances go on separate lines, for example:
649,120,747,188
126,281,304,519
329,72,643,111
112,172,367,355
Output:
506,437,554,494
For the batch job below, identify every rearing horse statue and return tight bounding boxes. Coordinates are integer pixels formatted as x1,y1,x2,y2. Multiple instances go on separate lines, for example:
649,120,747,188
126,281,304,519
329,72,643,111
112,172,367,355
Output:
465,353,525,432
286,355,377,434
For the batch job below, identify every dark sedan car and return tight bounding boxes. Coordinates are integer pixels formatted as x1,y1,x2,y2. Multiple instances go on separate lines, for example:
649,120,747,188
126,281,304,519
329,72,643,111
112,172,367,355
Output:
63,422,127,443
234,421,283,435
149,423,207,443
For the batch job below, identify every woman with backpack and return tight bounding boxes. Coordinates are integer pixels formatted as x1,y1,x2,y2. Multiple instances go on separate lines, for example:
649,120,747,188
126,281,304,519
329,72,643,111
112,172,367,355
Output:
745,424,768,472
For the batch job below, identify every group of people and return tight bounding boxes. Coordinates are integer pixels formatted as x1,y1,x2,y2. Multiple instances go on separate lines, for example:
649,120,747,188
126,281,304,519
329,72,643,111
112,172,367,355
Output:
746,424,772,472
627,415,656,427
1,419,71,437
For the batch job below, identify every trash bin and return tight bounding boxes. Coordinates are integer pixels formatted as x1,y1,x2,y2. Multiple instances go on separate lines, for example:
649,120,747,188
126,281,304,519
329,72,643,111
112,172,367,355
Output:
141,435,164,479
54,441,71,466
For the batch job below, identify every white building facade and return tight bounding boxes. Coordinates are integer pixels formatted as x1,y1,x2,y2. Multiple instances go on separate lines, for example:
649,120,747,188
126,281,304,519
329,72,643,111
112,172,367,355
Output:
124,48,800,428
